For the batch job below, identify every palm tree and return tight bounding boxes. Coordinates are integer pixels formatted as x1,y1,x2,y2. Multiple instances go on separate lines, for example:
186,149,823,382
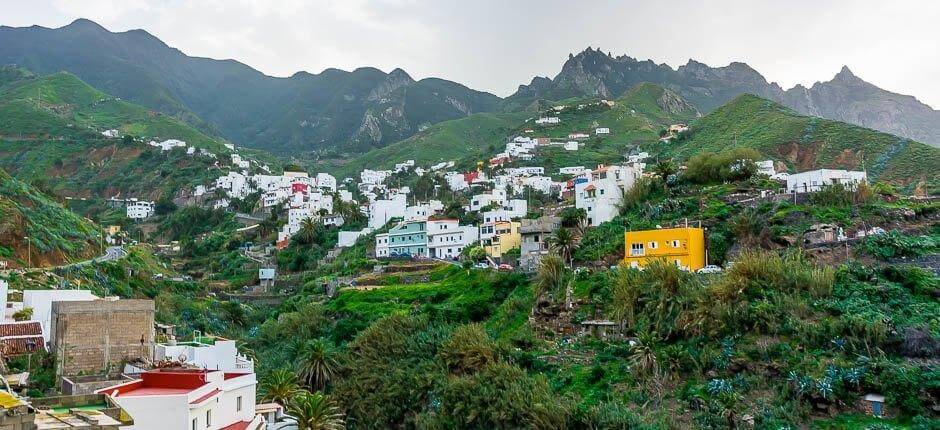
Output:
533,253,567,311
287,391,345,430
297,218,318,244
295,339,338,392
260,368,300,406
547,228,577,268
652,159,678,191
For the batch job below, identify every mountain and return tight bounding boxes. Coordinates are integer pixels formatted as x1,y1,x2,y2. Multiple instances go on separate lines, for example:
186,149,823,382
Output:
0,19,501,156
649,94,940,192
329,82,700,178
322,112,527,179
0,168,100,268
0,66,233,199
508,48,940,148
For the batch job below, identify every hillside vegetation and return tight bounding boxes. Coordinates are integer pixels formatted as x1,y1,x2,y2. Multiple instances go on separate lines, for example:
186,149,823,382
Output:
0,168,99,267
649,95,940,192
322,112,526,179
0,68,230,199
326,83,700,178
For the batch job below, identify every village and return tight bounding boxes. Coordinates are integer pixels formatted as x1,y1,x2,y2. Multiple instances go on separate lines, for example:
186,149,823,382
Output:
2,90,918,430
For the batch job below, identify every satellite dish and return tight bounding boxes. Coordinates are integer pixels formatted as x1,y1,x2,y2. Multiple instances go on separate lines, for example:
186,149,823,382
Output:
178,353,188,362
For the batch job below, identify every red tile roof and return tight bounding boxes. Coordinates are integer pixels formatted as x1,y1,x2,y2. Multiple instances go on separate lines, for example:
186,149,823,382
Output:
0,322,44,356
0,321,42,337
0,337,44,356
220,422,251,430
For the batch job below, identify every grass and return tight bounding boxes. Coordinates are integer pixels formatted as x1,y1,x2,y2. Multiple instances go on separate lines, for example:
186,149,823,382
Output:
648,94,940,192
0,70,233,200
0,168,100,267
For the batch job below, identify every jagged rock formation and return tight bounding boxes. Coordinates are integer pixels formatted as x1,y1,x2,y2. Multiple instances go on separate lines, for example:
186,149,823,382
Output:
508,48,940,147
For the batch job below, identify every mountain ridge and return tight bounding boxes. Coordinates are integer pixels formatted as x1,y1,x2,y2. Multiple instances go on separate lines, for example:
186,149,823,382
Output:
0,19,502,156
509,48,940,147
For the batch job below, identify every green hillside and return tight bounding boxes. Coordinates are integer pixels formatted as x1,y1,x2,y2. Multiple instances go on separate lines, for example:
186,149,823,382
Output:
0,68,232,199
509,83,699,174
325,83,699,179
0,168,99,268
322,112,526,179
648,94,940,192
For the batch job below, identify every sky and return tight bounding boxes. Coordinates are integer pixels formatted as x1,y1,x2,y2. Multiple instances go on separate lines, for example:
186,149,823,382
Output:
3,0,940,107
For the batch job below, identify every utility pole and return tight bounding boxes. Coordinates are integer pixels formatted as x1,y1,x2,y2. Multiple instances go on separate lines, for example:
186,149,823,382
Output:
23,236,30,268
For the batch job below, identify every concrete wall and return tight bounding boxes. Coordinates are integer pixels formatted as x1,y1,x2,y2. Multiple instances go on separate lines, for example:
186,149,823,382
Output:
23,290,98,343
50,299,154,377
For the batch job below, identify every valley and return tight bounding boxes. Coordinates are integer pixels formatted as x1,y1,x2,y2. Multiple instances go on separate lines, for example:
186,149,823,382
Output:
0,14,936,430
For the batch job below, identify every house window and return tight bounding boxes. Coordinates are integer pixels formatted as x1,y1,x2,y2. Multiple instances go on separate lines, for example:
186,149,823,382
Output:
648,241,658,249
192,418,197,430
671,240,680,248
630,243,645,256
674,259,682,267
237,396,242,412
599,189,605,195
206,409,212,427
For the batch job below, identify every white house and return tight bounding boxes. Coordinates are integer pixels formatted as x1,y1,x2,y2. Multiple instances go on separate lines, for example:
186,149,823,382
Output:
756,160,776,177
564,141,579,151
361,169,392,185
316,173,337,192
375,233,390,258
102,129,120,138
368,193,408,228
568,133,589,139
576,164,643,226
23,290,99,343
394,160,416,173
595,127,610,135
786,169,868,193
126,199,156,219
506,167,544,177
520,176,555,195
149,139,187,151
470,189,508,212
559,166,588,175
338,228,374,248
98,369,262,430
427,219,479,260
148,336,254,374
535,117,560,125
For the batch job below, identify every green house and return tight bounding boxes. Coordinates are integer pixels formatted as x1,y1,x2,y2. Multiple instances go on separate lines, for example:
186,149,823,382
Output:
387,220,428,258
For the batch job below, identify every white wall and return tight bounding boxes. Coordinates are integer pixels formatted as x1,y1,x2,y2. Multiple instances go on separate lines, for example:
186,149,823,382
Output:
23,290,98,342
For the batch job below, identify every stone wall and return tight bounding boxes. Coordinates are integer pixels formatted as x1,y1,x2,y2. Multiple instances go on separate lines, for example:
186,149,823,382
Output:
50,299,154,377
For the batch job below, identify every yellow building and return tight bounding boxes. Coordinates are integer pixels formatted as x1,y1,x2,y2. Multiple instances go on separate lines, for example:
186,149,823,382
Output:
481,220,521,261
623,227,705,271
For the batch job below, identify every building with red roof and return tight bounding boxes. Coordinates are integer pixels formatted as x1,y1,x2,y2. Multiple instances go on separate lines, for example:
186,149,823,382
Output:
98,369,262,430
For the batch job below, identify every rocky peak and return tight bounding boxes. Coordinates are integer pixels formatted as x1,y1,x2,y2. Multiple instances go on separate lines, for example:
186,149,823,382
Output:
831,65,865,85
368,67,415,101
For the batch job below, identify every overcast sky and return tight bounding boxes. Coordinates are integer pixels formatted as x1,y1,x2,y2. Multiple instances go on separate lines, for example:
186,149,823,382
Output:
3,0,940,107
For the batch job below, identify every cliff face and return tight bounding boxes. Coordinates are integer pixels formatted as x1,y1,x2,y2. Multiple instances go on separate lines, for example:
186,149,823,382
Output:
508,49,940,148
780,67,940,146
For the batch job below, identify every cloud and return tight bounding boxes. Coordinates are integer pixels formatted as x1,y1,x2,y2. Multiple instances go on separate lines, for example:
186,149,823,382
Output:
2,0,939,107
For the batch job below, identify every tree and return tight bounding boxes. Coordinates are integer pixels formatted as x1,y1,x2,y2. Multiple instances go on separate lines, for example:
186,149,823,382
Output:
296,339,338,392
297,218,319,245
260,368,300,405
547,228,577,267
652,159,678,191
533,253,567,310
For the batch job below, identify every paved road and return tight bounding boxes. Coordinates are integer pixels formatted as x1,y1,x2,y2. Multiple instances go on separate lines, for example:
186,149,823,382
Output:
1,246,127,276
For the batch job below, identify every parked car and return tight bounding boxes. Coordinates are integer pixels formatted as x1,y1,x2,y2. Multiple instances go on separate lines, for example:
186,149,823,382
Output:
696,265,722,274
497,264,514,272
473,262,490,269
